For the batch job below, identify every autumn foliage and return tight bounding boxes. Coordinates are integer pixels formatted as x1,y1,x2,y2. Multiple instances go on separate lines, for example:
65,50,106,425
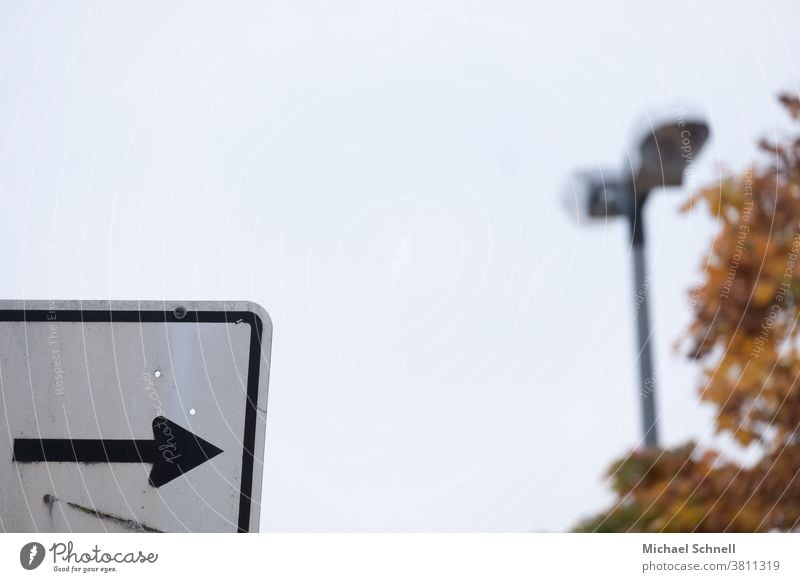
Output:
577,95,800,532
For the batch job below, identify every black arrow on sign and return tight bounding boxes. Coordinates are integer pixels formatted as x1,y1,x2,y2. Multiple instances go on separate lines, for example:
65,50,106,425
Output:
12,416,223,488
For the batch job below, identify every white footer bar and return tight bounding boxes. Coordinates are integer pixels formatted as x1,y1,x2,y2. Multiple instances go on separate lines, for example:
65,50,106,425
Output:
1,533,796,580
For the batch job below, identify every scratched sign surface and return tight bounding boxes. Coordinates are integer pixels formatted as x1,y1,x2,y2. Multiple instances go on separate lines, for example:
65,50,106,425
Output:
0,301,271,532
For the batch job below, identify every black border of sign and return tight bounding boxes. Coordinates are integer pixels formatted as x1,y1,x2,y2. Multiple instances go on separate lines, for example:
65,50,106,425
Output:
0,307,264,533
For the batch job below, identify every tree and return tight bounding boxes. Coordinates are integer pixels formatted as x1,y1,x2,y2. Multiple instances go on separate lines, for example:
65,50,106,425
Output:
576,94,800,532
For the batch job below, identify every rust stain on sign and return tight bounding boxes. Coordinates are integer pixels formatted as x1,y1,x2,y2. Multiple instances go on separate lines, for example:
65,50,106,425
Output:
43,494,163,533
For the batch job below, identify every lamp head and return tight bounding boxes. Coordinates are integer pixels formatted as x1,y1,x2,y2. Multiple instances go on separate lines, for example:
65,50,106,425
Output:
627,112,710,191
562,169,628,222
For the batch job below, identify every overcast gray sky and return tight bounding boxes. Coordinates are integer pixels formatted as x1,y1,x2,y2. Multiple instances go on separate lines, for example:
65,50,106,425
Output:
1,0,798,531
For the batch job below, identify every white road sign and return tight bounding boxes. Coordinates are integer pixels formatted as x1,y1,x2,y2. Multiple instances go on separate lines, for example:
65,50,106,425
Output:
0,300,272,533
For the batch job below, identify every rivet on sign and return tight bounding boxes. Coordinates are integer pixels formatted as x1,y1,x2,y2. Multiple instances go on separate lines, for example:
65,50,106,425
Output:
153,370,162,378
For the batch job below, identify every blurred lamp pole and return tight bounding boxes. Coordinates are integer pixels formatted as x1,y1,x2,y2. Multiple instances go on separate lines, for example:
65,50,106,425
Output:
564,112,710,448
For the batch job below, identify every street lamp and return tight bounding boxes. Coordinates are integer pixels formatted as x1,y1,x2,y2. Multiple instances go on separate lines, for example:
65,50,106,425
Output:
564,112,710,448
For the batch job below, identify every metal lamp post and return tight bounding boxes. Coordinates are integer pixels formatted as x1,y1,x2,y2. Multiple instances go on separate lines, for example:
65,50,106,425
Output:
565,113,710,448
